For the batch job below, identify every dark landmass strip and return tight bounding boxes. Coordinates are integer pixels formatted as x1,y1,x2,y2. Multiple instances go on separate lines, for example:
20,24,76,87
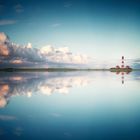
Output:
0,68,140,72
0,68,110,72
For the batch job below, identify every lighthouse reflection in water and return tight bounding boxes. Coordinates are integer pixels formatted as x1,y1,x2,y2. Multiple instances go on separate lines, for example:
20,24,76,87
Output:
0,71,140,140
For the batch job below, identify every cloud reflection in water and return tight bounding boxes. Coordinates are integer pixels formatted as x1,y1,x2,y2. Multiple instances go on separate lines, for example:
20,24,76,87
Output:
0,72,94,108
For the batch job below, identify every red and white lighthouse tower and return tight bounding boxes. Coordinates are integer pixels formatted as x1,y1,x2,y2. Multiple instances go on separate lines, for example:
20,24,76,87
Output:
121,56,124,68
111,56,132,84
121,56,124,84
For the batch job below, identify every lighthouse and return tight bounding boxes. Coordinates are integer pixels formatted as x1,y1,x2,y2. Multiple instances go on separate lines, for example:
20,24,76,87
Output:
110,56,132,72
110,56,132,84
121,56,124,68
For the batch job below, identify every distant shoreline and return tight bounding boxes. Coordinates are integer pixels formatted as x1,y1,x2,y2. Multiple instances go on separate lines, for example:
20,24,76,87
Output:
0,68,110,72
0,68,140,72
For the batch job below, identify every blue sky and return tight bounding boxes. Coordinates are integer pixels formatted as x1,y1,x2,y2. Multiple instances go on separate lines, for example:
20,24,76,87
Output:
0,0,140,59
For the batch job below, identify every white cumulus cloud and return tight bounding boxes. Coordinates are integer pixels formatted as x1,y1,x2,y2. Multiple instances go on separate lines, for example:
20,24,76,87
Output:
0,32,91,67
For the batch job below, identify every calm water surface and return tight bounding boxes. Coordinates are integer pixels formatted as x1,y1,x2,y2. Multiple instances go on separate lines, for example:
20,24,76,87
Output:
0,71,140,140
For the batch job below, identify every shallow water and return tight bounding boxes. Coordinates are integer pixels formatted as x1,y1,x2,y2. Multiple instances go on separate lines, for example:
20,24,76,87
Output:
0,71,140,140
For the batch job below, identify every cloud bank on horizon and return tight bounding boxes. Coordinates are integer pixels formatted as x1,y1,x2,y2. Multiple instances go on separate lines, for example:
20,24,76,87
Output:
0,32,139,69
0,32,91,68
